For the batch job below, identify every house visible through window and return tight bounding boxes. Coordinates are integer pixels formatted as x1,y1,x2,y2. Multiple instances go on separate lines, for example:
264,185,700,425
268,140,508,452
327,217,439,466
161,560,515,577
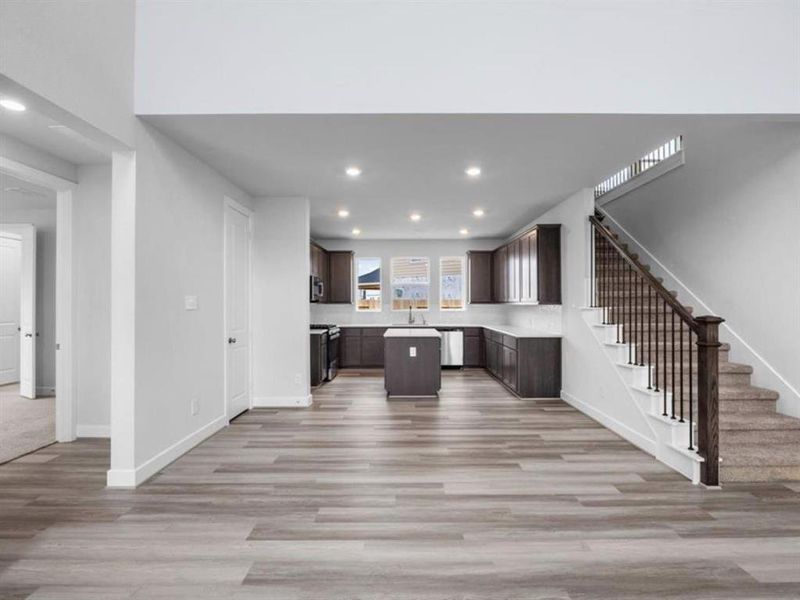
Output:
440,256,465,310
391,257,430,311
356,257,381,311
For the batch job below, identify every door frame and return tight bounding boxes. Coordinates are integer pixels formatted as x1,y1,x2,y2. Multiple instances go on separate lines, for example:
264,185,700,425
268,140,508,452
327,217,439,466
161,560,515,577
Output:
0,225,36,397
223,196,254,422
0,156,76,442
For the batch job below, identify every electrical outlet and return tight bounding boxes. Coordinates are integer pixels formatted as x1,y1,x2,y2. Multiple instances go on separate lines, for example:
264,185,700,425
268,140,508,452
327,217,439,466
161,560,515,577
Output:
184,295,198,310
409,346,417,357
190,398,199,416
294,373,302,385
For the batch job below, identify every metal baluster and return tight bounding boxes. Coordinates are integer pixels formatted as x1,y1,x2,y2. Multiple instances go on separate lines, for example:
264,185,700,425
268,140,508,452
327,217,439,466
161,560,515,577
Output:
679,321,685,423
671,309,676,420
601,238,607,323
654,285,660,392
616,253,622,343
662,298,668,416
591,226,596,307
647,285,652,389
627,263,633,364
688,328,694,450
639,273,645,366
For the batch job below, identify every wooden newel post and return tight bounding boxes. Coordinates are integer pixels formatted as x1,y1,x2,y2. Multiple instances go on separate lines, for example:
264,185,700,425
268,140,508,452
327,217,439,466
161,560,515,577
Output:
695,315,724,487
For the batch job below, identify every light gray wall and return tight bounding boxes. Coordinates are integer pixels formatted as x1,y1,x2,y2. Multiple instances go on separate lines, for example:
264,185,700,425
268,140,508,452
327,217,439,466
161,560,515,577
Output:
252,197,311,405
312,238,506,326
0,201,57,393
73,164,112,434
131,121,253,465
604,121,800,417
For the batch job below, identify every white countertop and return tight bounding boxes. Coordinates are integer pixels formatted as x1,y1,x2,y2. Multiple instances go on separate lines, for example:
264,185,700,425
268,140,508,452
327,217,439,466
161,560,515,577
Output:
383,328,442,339
337,324,561,338
310,329,326,336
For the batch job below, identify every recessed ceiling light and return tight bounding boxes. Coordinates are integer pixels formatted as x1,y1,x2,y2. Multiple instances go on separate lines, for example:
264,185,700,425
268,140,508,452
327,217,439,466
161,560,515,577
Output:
459,228,469,235
465,166,481,177
0,98,26,112
352,228,361,235
472,208,485,217
337,209,350,218
345,166,362,177
410,213,422,222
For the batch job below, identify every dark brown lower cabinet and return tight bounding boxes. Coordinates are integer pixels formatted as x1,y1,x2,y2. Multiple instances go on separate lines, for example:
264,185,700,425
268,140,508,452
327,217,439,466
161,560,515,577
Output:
463,329,484,367
340,334,362,368
360,329,386,367
483,329,560,398
310,333,327,386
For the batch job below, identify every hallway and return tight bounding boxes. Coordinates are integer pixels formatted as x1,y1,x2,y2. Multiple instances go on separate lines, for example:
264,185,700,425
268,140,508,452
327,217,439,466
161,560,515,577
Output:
0,384,54,464
1,370,799,598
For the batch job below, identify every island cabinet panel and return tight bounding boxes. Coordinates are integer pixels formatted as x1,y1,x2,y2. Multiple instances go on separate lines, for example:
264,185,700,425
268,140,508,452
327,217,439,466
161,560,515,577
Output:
328,251,354,304
384,335,441,397
467,251,493,304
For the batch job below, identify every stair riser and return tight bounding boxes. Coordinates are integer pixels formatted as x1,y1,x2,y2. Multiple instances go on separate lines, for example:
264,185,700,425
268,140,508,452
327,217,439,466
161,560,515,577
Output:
722,465,800,482
723,429,800,444
719,400,778,413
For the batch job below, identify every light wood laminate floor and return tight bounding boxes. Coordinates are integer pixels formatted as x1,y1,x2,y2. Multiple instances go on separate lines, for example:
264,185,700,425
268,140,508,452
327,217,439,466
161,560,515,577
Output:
1,369,799,599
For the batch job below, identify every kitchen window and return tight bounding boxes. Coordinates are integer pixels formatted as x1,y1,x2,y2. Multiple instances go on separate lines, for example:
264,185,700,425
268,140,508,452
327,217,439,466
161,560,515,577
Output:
440,256,466,310
391,256,430,311
356,257,382,311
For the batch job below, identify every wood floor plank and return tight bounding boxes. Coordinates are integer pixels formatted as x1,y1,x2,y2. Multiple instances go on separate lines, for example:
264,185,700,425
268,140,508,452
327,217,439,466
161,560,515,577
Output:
1,370,800,598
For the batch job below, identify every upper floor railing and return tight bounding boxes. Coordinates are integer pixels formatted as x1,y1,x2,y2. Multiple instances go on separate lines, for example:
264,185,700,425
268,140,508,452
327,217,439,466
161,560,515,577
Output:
595,136,683,199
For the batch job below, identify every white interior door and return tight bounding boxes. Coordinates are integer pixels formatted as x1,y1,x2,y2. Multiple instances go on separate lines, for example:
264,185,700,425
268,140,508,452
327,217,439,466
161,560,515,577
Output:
224,201,251,419
0,233,22,386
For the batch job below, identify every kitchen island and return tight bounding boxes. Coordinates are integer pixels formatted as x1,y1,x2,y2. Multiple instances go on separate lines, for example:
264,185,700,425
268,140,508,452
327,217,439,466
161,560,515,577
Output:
383,328,442,398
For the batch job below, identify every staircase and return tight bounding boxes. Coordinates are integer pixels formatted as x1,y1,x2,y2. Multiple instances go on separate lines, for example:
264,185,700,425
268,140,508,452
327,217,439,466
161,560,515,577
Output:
589,215,800,483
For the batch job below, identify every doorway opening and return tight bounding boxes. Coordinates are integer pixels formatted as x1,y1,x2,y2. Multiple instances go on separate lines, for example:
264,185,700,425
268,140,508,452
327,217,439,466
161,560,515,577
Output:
0,175,58,462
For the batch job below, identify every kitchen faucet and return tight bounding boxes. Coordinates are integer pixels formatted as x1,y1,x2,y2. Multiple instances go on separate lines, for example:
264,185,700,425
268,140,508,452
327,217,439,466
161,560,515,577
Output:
407,304,415,325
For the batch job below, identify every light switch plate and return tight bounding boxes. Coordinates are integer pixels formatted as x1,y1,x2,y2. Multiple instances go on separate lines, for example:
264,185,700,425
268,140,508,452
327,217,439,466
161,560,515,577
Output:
409,346,417,357
184,295,198,310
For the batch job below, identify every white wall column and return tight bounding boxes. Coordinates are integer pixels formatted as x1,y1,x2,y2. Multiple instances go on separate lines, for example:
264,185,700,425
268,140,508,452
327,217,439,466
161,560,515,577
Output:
107,150,137,487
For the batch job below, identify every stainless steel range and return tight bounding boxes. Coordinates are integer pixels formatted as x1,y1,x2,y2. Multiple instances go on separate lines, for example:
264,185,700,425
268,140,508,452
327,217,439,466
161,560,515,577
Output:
310,323,340,380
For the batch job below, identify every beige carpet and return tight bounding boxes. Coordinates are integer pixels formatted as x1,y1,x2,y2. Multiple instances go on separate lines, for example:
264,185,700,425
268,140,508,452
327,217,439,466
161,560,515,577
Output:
0,383,55,464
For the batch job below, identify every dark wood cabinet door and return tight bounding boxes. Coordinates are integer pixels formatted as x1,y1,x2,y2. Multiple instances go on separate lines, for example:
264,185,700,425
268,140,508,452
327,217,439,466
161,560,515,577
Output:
468,251,493,304
507,239,520,303
502,347,518,390
360,336,385,367
492,247,508,302
328,251,353,304
464,335,483,367
341,336,362,367
536,225,561,304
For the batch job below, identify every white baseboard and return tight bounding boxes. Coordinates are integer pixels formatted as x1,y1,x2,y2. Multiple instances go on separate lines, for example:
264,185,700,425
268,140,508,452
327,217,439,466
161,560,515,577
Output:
106,415,227,488
561,389,657,456
252,394,313,408
599,208,800,418
76,424,110,438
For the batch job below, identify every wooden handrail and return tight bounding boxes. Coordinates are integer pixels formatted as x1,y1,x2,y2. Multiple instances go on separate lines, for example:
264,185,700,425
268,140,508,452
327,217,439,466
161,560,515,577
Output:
589,214,700,334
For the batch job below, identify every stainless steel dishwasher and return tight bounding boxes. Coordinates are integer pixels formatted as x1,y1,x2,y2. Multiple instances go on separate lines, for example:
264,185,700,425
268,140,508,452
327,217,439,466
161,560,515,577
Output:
438,328,464,367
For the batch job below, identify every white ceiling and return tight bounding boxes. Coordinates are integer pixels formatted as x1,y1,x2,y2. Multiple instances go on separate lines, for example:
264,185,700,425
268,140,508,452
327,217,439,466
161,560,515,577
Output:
145,114,752,240
0,172,57,211
0,76,111,165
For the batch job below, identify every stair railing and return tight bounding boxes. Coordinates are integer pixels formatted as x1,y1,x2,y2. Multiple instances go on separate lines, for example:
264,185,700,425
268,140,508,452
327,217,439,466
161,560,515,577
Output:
589,214,723,486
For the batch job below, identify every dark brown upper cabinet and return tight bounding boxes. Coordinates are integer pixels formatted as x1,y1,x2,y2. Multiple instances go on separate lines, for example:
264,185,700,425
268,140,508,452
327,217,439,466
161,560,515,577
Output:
467,251,493,304
471,224,561,306
327,250,354,304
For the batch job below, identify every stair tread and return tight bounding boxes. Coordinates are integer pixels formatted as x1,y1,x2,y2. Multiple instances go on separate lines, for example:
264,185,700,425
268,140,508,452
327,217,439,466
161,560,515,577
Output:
718,386,780,401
